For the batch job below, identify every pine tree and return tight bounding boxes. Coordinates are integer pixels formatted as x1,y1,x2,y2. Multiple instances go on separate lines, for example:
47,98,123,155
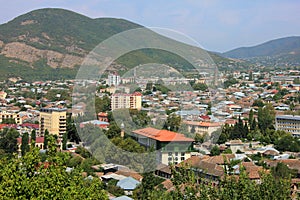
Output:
62,133,67,150
249,109,254,127
251,118,257,130
21,132,30,156
44,129,49,150
31,129,36,148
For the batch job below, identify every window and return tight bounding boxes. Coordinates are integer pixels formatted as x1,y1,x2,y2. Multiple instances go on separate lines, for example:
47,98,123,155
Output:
168,152,172,156
175,152,178,156
181,152,185,157
181,157,185,161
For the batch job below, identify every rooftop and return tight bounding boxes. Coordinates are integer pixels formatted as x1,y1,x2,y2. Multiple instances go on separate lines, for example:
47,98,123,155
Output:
276,115,300,121
132,127,194,142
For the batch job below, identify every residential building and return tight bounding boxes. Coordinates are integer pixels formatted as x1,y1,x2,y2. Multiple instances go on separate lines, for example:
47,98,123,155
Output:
111,92,142,111
275,115,300,137
108,73,121,86
17,136,62,152
0,111,22,124
39,108,67,137
131,127,194,165
184,121,221,135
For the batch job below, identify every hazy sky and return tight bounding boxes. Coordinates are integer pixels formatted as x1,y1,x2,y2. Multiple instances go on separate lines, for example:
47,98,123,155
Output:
0,0,299,52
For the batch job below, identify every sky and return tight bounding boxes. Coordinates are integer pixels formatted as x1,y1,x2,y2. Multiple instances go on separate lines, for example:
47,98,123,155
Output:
0,0,299,52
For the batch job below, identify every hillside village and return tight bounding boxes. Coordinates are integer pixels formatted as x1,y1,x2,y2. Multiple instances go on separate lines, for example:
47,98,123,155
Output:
0,67,300,199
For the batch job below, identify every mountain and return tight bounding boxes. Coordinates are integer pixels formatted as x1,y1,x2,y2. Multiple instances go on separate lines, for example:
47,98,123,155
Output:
0,8,249,81
223,36,300,66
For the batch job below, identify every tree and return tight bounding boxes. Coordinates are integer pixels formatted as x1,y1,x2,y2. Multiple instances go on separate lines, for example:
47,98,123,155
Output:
62,133,67,150
192,83,208,91
67,115,80,144
210,145,220,156
44,129,49,150
248,109,254,127
0,128,19,154
271,162,296,179
95,96,111,113
251,118,257,131
106,122,121,139
0,143,108,199
252,99,264,107
31,129,36,148
163,113,181,132
249,71,253,81
258,104,275,134
21,132,30,156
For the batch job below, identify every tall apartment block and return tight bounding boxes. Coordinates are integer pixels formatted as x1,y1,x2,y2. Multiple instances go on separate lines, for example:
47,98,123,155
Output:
108,73,121,86
275,115,300,137
111,92,142,111
39,108,67,137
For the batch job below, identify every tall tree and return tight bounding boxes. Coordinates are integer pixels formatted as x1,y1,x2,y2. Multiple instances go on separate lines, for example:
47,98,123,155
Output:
258,104,275,134
62,133,67,150
248,109,254,127
31,129,36,148
21,132,30,156
44,129,49,150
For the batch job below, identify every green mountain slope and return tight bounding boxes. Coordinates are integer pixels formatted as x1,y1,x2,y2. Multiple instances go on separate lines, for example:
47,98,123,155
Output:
0,8,249,81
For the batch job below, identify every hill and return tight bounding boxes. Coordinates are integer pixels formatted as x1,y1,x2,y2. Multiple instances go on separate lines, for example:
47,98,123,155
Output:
223,36,300,67
0,8,249,81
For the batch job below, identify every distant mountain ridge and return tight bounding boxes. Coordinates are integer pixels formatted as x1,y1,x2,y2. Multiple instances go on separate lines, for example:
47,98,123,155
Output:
223,36,300,66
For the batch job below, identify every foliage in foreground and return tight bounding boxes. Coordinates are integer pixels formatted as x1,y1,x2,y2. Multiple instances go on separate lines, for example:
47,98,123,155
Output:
0,136,108,200
135,165,293,200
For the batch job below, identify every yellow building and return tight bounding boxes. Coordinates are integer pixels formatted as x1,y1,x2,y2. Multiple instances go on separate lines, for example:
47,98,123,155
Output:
111,92,142,111
0,111,22,124
39,108,67,137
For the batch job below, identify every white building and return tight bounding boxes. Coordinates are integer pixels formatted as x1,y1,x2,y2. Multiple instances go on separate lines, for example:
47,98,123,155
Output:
275,115,300,137
108,73,121,86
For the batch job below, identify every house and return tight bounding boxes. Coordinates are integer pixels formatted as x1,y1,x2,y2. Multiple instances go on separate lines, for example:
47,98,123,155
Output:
17,136,62,152
17,136,45,151
184,121,221,135
155,163,172,179
226,140,244,153
116,177,140,195
80,120,109,129
112,196,133,200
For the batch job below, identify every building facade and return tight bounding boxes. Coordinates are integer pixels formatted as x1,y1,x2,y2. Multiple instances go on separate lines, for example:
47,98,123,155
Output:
39,108,67,137
0,111,22,124
111,92,142,111
108,73,121,86
275,115,300,137
132,127,194,165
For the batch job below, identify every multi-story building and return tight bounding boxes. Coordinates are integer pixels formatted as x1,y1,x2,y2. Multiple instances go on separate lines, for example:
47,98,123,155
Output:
184,121,221,135
275,115,300,137
132,127,194,165
108,73,121,86
39,108,67,137
0,111,22,124
111,92,142,111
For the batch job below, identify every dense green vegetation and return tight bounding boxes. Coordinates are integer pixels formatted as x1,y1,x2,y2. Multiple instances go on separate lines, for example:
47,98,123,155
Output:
0,136,108,199
133,163,292,200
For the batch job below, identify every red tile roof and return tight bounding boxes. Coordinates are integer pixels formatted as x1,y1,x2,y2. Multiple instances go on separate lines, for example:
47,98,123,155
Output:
132,127,194,142
17,137,44,144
